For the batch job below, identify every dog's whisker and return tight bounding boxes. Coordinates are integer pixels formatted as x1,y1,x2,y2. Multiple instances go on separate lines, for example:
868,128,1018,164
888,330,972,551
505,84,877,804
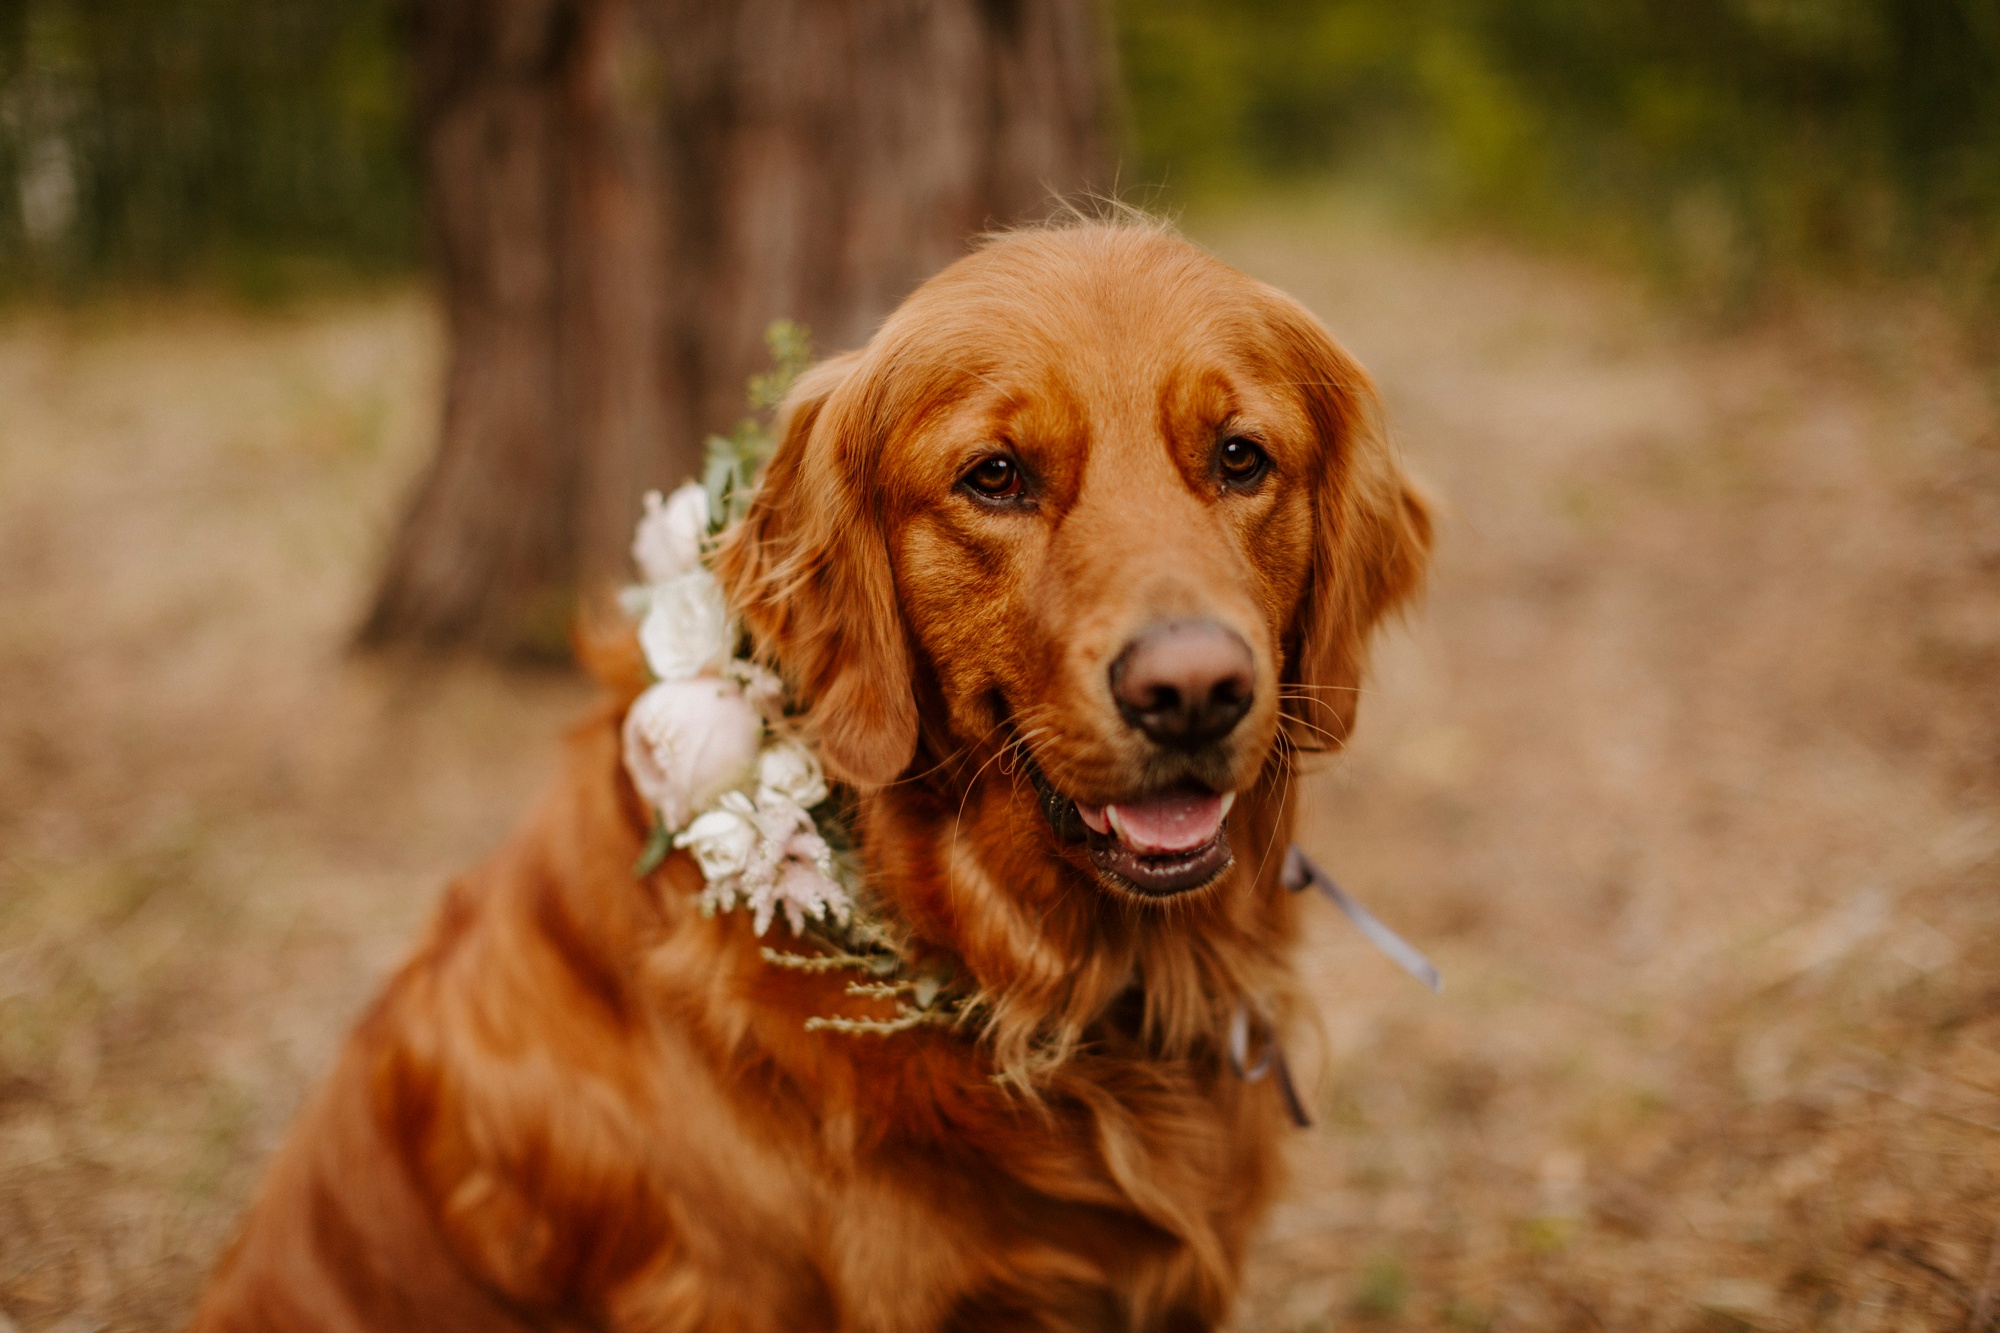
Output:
945,732,1035,900
1276,707,1348,751
1253,735,1300,885
900,726,997,787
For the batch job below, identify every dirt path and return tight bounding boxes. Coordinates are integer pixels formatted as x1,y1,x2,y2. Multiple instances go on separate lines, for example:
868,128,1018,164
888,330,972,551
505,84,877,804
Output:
1,214,1994,1330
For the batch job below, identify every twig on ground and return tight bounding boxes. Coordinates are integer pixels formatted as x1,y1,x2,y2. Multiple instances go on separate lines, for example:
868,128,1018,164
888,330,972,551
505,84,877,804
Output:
1883,1244,1974,1309
1970,1218,2000,1332
1928,1108,2000,1137
1836,1068,2000,1137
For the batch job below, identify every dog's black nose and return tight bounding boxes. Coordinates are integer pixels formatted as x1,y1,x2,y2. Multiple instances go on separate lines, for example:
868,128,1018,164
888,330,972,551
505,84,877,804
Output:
1110,619,1254,749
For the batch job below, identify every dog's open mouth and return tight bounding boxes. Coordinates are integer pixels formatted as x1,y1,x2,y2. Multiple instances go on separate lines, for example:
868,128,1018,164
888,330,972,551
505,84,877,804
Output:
1073,789,1236,896
1024,755,1236,896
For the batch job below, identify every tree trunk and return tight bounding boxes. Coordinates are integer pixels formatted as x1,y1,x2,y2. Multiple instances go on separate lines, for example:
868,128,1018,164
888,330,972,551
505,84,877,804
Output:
363,0,1111,658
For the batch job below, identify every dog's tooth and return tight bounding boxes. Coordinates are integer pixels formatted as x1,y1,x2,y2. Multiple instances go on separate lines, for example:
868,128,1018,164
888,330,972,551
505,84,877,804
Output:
1105,805,1129,845
1219,792,1236,819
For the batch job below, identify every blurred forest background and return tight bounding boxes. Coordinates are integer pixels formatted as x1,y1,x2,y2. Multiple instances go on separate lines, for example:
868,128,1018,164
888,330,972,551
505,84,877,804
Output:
3,0,1999,316
0,0,417,297
3,2,1999,1331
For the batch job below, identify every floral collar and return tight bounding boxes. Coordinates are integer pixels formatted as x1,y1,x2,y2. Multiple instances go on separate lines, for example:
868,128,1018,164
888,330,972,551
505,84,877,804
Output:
616,331,966,1034
621,475,973,1036
620,479,864,937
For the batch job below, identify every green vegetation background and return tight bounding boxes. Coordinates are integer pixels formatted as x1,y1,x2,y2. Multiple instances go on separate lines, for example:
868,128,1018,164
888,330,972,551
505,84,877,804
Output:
0,0,415,298
2,0,1996,313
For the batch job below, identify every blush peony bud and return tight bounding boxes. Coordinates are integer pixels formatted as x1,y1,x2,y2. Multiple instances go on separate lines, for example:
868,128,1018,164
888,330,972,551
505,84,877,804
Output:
622,678,762,831
638,568,735,681
631,483,709,584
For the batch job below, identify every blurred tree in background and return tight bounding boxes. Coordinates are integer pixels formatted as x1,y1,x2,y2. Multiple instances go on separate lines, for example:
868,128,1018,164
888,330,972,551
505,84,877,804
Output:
0,0,416,297
360,0,1109,656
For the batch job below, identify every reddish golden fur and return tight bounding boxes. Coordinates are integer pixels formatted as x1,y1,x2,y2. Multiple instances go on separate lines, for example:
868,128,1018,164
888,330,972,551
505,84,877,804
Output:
192,221,1431,1332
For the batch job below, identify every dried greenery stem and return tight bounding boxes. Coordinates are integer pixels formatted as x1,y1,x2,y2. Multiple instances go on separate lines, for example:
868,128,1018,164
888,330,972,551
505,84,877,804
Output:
804,1008,959,1037
759,946,896,976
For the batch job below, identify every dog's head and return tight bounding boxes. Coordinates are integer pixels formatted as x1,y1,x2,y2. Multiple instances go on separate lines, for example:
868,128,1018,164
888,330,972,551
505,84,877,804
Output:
720,221,1429,903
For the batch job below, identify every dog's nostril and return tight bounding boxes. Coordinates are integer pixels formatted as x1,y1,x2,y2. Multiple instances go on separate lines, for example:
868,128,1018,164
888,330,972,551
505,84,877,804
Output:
1109,619,1255,749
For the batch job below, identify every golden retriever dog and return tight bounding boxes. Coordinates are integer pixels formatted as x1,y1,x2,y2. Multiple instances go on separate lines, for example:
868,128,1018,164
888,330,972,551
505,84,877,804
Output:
191,218,1431,1332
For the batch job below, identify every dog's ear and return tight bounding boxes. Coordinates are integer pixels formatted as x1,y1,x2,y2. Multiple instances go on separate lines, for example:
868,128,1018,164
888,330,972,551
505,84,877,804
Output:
1264,293,1434,752
715,350,919,788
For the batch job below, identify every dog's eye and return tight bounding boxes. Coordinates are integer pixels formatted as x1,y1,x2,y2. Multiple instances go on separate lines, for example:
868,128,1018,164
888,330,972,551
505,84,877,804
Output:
1217,437,1270,487
961,454,1025,502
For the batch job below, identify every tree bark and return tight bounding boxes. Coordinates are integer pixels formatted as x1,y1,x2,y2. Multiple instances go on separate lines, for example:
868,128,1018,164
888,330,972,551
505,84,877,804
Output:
363,0,1111,658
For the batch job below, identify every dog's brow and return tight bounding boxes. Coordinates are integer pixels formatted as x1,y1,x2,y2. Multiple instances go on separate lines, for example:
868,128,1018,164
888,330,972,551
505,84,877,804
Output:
959,366,1025,406
886,352,1028,409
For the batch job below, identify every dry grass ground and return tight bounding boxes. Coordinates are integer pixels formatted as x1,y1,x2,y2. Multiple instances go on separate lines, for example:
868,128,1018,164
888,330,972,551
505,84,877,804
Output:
1,209,1995,1330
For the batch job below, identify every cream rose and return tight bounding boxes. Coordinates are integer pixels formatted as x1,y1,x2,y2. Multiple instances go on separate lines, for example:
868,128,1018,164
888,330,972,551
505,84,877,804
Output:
638,568,735,681
757,740,828,809
621,678,762,830
676,791,759,880
631,483,709,584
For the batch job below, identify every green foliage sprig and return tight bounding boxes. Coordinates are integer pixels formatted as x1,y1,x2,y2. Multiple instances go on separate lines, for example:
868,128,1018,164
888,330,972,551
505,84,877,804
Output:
701,319,814,536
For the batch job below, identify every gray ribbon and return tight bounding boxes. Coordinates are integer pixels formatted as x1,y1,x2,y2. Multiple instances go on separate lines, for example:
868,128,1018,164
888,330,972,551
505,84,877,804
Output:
1228,1000,1314,1127
1229,847,1440,1129
1282,844,1443,994
1227,1001,1275,1080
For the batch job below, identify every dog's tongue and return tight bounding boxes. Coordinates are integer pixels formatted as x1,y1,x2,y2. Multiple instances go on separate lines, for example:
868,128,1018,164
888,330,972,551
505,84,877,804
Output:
1078,792,1227,854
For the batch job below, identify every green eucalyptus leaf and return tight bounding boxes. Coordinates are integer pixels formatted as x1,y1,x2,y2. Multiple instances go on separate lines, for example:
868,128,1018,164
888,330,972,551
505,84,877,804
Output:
750,318,813,410
701,446,737,534
633,818,673,878
690,322,811,535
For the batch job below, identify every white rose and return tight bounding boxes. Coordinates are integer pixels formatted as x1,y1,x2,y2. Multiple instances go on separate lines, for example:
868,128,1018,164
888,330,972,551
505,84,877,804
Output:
757,740,828,809
621,679,762,830
639,568,735,681
676,791,759,881
632,483,709,584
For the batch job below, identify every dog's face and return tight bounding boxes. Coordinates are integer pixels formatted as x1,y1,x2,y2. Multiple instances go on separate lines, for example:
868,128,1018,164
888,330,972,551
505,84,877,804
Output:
722,224,1429,902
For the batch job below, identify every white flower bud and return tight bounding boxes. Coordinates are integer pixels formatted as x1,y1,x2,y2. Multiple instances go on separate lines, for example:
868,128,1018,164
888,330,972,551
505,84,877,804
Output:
622,679,762,831
638,568,735,681
631,483,709,584
756,740,828,810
